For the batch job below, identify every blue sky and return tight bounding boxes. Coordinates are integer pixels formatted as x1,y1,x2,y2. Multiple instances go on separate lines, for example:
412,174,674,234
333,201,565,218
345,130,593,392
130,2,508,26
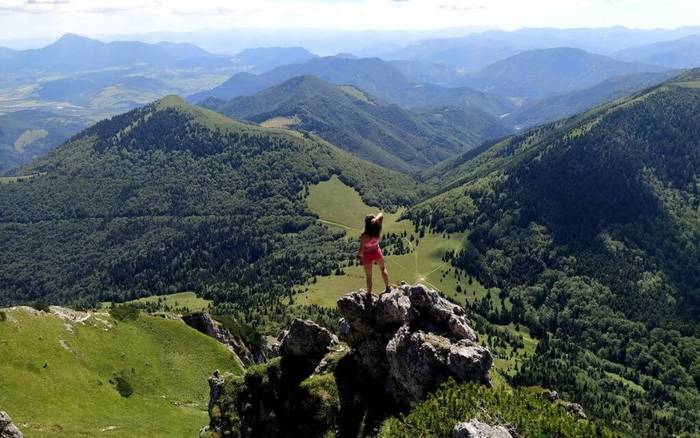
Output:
0,0,698,40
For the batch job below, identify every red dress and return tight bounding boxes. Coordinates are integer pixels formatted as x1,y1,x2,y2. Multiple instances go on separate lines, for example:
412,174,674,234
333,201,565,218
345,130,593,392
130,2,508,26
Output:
362,236,384,265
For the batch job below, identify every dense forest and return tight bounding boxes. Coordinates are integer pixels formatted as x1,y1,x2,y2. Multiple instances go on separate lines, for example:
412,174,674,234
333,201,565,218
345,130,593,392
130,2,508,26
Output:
0,96,417,311
409,71,700,435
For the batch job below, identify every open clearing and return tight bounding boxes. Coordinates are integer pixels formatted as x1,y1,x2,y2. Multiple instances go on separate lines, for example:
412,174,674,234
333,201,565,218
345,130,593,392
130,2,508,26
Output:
296,175,494,306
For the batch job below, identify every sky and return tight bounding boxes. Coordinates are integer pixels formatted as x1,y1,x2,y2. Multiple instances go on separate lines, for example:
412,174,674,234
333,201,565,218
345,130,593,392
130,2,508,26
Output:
0,0,698,41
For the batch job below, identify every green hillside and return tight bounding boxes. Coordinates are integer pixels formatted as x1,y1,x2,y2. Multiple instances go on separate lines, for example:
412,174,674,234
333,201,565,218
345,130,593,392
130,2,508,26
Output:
0,110,87,174
409,70,700,435
213,75,509,173
0,306,242,437
0,96,417,313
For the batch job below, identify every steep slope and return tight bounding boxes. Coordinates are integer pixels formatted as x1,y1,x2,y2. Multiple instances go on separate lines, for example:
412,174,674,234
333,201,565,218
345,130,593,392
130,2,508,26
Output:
411,70,700,435
459,47,667,100
508,70,678,128
0,305,242,438
212,75,510,172
0,96,417,307
188,56,513,115
0,33,227,72
613,34,700,68
0,110,87,174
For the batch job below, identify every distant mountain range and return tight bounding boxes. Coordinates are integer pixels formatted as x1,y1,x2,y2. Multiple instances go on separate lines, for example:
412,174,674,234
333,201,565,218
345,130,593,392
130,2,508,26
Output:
382,26,700,72
457,47,667,100
208,75,511,172
613,34,700,68
231,47,318,73
188,55,514,115
0,33,228,72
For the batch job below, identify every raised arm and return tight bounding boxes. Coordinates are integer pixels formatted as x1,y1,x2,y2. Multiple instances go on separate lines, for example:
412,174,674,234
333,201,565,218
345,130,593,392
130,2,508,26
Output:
372,213,384,225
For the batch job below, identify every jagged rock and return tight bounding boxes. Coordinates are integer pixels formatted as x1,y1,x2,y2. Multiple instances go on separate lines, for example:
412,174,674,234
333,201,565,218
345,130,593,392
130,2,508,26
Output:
453,419,513,438
0,411,24,438
448,341,492,381
375,290,411,328
207,370,225,416
278,319,338,359
542,389,559,402
337,284,491,406
406,285,477,341
182,312,275,366
562,401,587,419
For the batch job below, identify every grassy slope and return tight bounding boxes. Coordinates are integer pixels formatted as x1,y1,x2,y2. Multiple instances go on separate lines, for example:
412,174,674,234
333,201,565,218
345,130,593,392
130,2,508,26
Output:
102,291,212,313
294,176,536,375
0,307,242,438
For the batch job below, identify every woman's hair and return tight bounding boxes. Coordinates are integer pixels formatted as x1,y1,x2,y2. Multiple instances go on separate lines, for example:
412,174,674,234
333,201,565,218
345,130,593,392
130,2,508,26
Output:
363,214,382,237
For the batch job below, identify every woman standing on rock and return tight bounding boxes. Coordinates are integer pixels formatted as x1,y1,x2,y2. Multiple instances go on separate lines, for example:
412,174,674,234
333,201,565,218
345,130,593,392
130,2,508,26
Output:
357,213,390,295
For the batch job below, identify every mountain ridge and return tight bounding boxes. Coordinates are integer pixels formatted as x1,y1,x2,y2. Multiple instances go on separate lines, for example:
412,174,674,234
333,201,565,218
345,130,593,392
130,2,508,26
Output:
209,75,511,172
457,47,667,100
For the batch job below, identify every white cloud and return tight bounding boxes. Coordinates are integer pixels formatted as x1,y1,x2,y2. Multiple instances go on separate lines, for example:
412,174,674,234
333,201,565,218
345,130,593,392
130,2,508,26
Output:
0,0,698,40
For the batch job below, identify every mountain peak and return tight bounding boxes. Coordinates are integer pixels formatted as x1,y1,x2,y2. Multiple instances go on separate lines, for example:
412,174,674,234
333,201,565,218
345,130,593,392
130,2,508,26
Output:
155,95,188,110
51,33,98,46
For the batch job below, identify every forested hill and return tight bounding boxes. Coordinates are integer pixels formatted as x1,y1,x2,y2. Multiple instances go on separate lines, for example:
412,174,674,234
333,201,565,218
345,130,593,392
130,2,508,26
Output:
409,70,700,435
0,96,417,307
211,75,510,173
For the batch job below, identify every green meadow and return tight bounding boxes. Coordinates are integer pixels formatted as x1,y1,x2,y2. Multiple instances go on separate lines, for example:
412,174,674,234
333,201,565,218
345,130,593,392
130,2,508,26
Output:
102,291,212,313
297,175,492,306
0,306,241,438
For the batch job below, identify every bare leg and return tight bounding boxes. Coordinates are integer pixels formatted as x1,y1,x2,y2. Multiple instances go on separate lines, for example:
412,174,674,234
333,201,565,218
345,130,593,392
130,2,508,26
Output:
377,259,389,292
363,262,373,294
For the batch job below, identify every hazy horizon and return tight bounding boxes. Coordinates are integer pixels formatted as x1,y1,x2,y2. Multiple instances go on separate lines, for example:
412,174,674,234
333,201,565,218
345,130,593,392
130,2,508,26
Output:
1,0,699,43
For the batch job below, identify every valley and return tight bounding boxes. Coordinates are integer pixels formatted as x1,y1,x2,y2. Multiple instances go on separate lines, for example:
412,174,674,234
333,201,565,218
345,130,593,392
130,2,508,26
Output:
1,17,700,438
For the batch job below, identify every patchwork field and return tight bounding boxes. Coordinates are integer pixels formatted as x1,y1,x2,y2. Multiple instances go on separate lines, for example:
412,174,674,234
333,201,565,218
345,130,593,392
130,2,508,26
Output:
0,306,241,438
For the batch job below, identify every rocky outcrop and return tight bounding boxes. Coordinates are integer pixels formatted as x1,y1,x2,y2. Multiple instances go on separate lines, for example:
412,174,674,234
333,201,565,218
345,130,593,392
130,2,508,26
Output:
207,370,225,416
278,319,338,359
201,320,342,438
562,401,587,419
337,284,491,407
182,312,276,366
453,419,513,438
542,389,559,402
203,284,491,438
0,412,24,438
